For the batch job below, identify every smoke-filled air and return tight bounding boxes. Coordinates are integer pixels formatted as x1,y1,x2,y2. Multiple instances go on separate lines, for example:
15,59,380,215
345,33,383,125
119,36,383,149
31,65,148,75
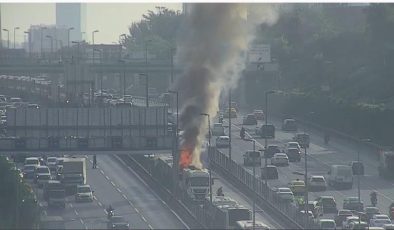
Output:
174,3,280,169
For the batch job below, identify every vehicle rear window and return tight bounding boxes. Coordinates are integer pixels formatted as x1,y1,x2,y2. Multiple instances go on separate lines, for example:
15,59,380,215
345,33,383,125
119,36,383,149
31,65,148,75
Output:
312,177,325,182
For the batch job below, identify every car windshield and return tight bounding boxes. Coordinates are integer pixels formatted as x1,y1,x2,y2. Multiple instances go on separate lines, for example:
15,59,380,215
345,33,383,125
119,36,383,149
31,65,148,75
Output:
37,167,49,173
293,181,304,186
321,221,335,228
339,210,353,216
26,159,39,165
375,215,389,220
279,188,291,193
78,187,91,193
190,177,209,186
322,198,336,206
47,158,57,163
311,177,325,182
366,207,379,214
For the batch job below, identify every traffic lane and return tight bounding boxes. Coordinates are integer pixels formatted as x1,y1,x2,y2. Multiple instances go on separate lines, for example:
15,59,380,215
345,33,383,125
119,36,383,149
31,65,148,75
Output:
201,150,285,229
90,154,186,230
236,117,394,216
85,155,149,229
23,176,87,229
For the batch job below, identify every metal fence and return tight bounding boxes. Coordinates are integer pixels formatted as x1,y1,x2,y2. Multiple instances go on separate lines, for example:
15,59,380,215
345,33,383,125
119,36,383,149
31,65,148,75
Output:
211,149,319,229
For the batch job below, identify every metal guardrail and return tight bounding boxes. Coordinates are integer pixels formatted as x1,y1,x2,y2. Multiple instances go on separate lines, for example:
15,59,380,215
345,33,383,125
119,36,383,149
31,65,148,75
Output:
114,154,205,229
211,148,319,229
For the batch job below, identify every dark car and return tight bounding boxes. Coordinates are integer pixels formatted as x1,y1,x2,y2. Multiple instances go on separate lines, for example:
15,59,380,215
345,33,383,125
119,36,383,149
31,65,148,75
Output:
264,145,281,158
349,161,364,175
282,119,297,131
334,209,353,226
107,216,130,230
343,197,364,212
261,165,278,180
315,196,338,214
243,114,258,125
286,148,301,162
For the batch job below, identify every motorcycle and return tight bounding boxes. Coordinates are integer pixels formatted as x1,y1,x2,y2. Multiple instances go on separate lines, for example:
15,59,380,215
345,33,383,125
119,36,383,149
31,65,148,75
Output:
106,206,115,219
370,192,377,207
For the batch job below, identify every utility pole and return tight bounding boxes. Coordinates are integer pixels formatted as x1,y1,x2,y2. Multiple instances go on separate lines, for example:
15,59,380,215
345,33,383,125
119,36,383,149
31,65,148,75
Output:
145,40,152,107
13,26,19,49
228,89,232,160
92,30,99,63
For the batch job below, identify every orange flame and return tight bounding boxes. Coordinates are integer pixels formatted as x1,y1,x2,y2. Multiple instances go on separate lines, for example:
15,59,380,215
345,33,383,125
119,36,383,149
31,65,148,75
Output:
179,147,193,169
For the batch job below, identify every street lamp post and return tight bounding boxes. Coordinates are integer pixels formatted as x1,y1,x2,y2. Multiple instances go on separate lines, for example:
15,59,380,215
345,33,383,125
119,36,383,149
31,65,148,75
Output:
357,138,370,224
304,141,309,228
145,39,152,107
201,113,212,203
170,47,175,83
67,27,74,48
228,89,232,161
168,90,179,195
94,48,103,97
13,27,20,49
119,59,126,97
46,35,53,63
24,31,31,60
92,30,99,63
72,41,82,101
40,26,47,59
264,90,275,187
244,138,258,230
2,29,9,49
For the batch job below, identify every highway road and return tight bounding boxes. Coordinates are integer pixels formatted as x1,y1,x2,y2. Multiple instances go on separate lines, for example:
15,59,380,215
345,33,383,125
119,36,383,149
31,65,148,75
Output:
217,111,394,222
25,154,187,229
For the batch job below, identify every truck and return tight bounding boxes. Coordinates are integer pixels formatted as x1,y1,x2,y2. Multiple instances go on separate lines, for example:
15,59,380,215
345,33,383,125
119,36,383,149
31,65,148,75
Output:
43,180,65,208
153,154,210,202
61,158,86,193
378,151,394,179
204,195,251,229
181,167,210,202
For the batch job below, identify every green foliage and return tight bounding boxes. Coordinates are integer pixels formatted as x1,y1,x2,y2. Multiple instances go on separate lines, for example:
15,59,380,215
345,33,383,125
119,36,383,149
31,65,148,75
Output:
124,6,182,59
0,156,39,229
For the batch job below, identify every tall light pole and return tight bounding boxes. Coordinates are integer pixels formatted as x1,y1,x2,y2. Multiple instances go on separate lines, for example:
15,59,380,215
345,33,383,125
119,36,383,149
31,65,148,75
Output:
145,39,152,107
13,26,20,49
92,30,99,63
46,35,53,63
200,113,212,203
244,138,259,230
72,41,82,100
2,29,9,49
119,59,126,97
304,139,309,228
40,26,47,58
170,47,175,84
228,89,232,160
357,138,370,224
264,90,275,187
67,27,74,48
94,48,103,96
24,31,31,60
168,90,179,195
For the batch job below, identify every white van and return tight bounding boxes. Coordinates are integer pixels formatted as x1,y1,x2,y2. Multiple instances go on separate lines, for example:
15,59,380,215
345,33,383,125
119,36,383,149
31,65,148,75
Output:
328,165,353,189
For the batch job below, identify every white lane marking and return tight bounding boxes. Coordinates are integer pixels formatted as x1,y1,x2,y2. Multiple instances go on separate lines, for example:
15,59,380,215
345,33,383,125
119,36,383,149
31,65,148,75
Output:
110,181,116,187
104,209,108,214
100,169,105,174
116,188,122,193
134,207,140,213
122,194,127,199
105,175,110,180
69,203,74,208
97,201,102,207
93,196,97,200
148,224,153,229
141,216,147,222
113,154,189,229
79,218,84,224
74,209,79,216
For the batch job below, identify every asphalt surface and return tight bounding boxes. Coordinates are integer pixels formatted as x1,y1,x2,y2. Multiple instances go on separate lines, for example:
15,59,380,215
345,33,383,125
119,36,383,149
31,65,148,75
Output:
216,111,394,224
24,154,187,229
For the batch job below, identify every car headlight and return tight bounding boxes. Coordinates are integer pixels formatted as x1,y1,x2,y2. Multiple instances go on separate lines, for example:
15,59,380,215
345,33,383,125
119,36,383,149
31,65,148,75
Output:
112,224,116,228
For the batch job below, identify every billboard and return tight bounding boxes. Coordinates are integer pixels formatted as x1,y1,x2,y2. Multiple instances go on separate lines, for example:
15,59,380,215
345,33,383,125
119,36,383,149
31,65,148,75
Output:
248,44,271,63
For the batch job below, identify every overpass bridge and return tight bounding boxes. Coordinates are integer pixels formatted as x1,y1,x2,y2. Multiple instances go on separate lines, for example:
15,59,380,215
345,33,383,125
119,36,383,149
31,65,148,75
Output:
0,61,182,75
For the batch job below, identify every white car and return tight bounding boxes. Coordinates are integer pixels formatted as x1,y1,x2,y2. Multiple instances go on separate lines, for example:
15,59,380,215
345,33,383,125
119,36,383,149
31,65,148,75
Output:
46,157,58,171
370,215,392,227
216,136,230,148
276,187,294,202
342,216,360,229
35,166,51,188
75,184,94,202
319,219,336,229
309,175,327,191
212,123,225,136
24,157,40,167
286,141,301,151
270,153,289,166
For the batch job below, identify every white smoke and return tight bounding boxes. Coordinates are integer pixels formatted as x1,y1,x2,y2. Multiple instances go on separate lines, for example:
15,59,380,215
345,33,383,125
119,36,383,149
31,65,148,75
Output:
174,3,281,169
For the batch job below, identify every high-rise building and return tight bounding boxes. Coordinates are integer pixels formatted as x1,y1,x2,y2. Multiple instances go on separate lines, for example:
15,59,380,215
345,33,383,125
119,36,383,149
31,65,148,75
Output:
56,3,86,42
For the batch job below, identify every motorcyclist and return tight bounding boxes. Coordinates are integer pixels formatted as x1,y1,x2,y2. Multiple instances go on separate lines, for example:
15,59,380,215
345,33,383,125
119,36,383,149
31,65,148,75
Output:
106,205,114,219
219,115,223,124
240,127,246,140
93,154,97,169
370,191,377,207
216,187,224,196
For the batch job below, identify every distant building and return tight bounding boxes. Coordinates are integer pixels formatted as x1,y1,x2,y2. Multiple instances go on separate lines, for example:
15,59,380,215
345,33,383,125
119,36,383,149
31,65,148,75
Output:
56,3,86,42
26,25,68,54
85,44,123,63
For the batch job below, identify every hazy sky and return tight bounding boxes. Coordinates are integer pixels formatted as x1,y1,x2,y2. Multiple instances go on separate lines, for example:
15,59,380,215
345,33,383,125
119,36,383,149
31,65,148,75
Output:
1,3,182,44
